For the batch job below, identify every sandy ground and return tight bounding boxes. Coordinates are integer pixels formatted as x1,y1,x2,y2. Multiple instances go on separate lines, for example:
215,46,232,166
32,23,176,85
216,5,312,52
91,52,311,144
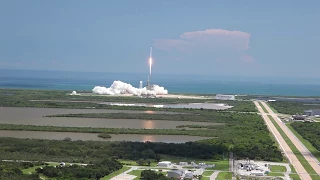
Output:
260,101,320,177
254,101,312,180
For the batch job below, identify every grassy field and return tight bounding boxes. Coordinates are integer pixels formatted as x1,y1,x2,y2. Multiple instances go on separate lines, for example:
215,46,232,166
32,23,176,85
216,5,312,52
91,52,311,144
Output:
119,159,158,167
268,115,319,179
270,165,287,172
216,172,232,180
202,176,210,180
267,172,284,177
0,89,257,112
290,174,301,180
290,164,296,173
259,102,268,113
202,171,214,176
286,123,320,161
205,160,229,171
101,166,131,180
158,155,229,171
128,170,142,180
267,103,279,114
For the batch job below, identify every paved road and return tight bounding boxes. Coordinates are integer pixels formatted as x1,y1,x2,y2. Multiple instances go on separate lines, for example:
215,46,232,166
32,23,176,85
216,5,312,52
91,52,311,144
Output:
210,171,220,180
254,101,312,180
260,101,320,177
110,167,137,180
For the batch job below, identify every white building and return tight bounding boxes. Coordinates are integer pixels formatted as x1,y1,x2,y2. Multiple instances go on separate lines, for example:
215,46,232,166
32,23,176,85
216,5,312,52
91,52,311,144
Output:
215,94,235,100
157,161,171,167
184,172,193,179
250,171,265,176
179,162,188,166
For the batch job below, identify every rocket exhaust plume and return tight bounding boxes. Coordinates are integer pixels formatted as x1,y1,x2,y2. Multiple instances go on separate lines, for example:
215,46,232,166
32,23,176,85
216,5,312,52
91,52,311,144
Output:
149,47,152,76
91,46,168,96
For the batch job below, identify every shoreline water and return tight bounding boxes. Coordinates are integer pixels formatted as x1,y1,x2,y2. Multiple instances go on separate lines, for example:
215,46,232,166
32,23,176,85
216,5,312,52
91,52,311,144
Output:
1,69,320,96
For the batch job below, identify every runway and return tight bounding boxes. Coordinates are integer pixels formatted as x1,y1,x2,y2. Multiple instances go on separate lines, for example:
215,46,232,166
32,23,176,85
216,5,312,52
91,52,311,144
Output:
254,101,312,180
260,101,320,177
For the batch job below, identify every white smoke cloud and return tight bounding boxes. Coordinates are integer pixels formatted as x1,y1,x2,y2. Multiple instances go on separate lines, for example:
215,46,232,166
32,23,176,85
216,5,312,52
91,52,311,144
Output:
92,80,168,96
70,91,78,95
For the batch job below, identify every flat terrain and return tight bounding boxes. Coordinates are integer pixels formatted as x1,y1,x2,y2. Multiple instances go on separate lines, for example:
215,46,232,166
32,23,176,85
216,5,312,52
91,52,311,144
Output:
261,102,320,177
0,130,210,142
254,101,311,180
0,107,214,129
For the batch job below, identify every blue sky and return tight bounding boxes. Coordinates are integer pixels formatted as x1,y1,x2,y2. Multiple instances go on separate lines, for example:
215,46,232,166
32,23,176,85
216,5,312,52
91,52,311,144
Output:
0,1,319,78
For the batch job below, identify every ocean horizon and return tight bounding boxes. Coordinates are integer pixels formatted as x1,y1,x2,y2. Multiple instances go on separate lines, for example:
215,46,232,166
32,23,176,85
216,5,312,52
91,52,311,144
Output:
0,69,320,96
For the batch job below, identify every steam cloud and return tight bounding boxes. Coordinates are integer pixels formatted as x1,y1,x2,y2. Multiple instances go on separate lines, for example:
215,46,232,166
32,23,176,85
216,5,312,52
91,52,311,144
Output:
92,80,168,96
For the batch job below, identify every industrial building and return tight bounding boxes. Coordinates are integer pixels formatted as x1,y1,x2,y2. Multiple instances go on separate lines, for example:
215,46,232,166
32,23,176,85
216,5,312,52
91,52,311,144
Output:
179,162,188,166
167,169,184,179
304,109,320,116
215,94,235,100
157,161,171,167
292,115,306,120
184,172,193,179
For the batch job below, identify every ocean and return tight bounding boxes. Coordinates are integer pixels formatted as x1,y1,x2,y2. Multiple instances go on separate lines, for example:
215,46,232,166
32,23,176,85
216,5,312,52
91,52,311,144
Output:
0,69,319,96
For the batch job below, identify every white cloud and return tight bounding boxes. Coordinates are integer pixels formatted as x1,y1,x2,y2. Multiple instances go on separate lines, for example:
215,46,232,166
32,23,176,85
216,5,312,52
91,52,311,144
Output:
153,29,254,63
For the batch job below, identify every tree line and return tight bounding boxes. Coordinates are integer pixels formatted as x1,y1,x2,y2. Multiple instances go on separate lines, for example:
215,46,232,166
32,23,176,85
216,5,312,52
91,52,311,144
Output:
291,122,320,151
36,158,122,180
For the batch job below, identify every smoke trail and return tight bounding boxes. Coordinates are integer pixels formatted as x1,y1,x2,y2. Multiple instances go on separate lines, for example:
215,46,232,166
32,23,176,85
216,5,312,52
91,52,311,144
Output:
149,47,152,76
92,80,168,96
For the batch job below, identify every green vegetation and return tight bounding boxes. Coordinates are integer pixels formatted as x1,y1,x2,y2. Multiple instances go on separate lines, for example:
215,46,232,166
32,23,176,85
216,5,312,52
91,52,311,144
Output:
268,101,320,114
290,164,296,173
0,89,257,112
46,111,258,124
0,89,284,163
0,123,219,137
268,115,318,176
101,166,131,180
290,173,301,180
139,169,171,180
35,158,122,179
259,102,268,113
0,161,42,180
0,109,284,161
290,122,320,152
128,170,142,180
267,172,284,177
0,137,228,163
97,133,111,139
202,176,210,180
202,171,214,176
270,165,286,172
176,124,220,129
48,112,227,123
205,160,229,171
216,172,232,180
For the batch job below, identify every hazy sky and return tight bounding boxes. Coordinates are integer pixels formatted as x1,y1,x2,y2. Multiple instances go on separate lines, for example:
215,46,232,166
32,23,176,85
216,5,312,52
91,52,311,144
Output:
0,1,319,77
